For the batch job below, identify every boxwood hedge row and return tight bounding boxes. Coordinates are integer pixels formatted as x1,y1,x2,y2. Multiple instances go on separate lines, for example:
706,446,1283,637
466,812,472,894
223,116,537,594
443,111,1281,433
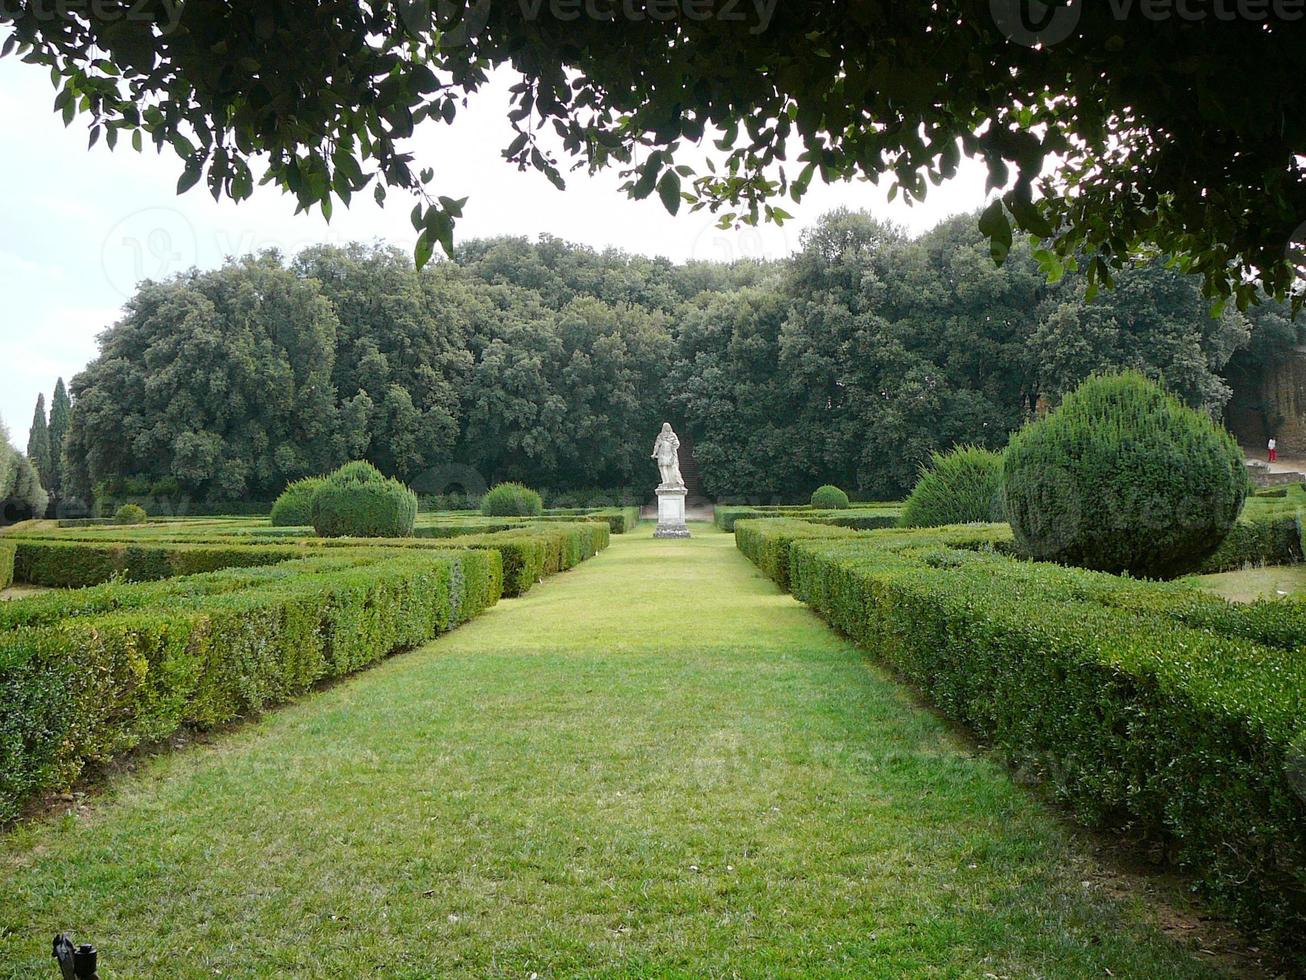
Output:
13,539,306,588
6,519,610,598
714,505,900,532
0,548,502,824
735,517,1306,964
0,542,13,590
538,506,642,533
1196,514,1303,573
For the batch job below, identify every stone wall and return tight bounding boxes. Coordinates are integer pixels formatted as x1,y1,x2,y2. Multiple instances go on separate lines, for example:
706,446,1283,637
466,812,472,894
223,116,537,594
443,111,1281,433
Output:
1225,345,1306,455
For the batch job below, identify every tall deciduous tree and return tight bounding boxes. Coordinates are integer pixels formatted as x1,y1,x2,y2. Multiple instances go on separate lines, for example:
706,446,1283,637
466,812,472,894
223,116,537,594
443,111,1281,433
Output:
60,215,1275,504
64,254,343,502
3,2,1303,305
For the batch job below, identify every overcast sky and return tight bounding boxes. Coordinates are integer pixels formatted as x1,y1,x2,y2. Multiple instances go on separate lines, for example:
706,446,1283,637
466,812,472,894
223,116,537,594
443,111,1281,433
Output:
0,57,992,450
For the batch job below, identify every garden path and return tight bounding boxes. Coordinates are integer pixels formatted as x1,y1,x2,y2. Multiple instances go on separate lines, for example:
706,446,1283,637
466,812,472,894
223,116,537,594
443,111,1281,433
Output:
0,525,1237,976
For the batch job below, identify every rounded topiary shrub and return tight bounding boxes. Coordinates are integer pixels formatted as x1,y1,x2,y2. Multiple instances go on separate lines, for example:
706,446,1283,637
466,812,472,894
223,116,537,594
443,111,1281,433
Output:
270,477,325,526
310,461,417,538
810,485,850,510
115,503,148,525
1003,371,1247,579
481,482,543,517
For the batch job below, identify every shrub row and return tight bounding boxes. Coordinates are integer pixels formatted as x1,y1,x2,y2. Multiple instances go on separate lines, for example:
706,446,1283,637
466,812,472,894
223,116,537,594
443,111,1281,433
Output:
0,542,13,590
413,519,528,538
259,521,608,598
539,506,642,533
0,555,388,631
733,518,1014,590
13,540,305,589
736,518,1306,962
734,519,859,591
7,518,610,599
93,498,274,518
1197,515,1304,573
311,533,543,598
0,548,502,824
714,505,900,532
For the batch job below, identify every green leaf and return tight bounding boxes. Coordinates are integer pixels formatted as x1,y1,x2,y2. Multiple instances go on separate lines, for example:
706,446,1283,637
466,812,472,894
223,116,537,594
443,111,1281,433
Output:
656,170,681,216
177,158,203,194
505,131,529,158
414,230,434,270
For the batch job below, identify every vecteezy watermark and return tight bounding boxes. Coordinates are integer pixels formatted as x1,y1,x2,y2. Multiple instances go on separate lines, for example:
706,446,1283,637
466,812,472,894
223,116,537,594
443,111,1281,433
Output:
1103,0,1304,20
992,0,1304,47
990,0,1082,47
398,0,778,39
0,0,185,34
409,463,489,499
101,206,198,299
395,0,493,44
517,0,778,34
689,215,794,265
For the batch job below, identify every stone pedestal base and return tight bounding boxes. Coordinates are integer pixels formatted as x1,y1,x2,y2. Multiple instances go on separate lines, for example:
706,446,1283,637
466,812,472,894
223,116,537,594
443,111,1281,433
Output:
654,486,691,538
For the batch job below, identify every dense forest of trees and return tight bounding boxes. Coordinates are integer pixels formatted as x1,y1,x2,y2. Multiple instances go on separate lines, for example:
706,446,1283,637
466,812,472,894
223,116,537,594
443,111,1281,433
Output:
49,209,1295,506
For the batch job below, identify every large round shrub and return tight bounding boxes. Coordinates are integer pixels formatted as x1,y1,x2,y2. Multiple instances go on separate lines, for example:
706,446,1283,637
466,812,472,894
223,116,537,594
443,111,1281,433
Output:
810,484,850,510
311,461,417,538
115,503,147,525
270,477,325,526
1003,371,1246,579
899,446,1006,528
481,482,543,517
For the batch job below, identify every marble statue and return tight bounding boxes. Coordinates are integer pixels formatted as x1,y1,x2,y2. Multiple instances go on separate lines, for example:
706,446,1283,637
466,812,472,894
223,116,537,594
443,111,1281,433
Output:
652,422,690,538
652,422,685,489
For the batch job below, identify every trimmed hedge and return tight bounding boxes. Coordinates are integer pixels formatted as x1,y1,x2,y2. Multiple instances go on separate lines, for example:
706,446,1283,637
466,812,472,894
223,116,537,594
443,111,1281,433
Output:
13,540,305,589
735,519,859,590
7,517,611,599
0,555,388,631
1197,515,1304,573
93,498,274,518
0,548,501,824
736,519,1306,963
714,505,900,532
484,521,610,575
0,542,13,590
540,506,642,533
413,518,528,538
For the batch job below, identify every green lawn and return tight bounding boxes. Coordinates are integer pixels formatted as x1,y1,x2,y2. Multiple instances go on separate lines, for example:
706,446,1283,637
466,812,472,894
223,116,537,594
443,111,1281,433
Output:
1188,564,1306,603
0,525,1232,977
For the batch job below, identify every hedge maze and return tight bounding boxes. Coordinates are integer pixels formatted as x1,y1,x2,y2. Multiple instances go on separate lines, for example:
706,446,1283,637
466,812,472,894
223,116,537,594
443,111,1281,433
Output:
0,510,625,824
732,512,1306,967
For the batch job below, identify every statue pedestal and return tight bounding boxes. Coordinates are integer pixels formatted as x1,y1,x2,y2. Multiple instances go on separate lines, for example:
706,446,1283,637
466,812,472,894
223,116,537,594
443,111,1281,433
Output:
654,486,691,538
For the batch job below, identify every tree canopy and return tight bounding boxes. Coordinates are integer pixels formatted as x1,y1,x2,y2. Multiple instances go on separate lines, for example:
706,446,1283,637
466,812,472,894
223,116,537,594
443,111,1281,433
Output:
59,210,1278,504
4,2,1303,306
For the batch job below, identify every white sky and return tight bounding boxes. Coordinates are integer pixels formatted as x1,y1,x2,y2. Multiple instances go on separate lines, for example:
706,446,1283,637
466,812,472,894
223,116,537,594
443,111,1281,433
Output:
0,57,992,448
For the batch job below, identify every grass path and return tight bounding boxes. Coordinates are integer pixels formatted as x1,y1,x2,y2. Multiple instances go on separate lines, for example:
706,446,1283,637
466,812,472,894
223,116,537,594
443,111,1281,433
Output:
1,526,1231,977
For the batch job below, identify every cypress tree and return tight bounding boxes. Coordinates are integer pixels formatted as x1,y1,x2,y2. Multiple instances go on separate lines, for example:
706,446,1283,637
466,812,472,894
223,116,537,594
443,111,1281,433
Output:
47,378,71,497
26,394,52,493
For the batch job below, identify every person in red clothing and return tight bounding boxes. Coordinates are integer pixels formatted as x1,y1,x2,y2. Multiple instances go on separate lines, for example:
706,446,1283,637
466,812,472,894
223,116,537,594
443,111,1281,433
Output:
1269,437,1278,463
